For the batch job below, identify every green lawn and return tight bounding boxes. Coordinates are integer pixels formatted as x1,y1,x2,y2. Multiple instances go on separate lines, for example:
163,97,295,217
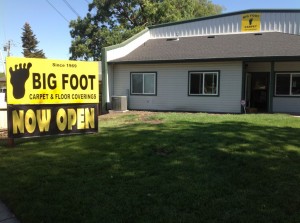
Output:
0,112,300,223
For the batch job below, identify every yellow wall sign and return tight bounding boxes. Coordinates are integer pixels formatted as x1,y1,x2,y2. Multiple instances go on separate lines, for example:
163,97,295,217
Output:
6,57,99,105
241,13,261,32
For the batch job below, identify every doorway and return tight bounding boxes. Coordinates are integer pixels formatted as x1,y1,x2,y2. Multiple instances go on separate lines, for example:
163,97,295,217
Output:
245,72,269,112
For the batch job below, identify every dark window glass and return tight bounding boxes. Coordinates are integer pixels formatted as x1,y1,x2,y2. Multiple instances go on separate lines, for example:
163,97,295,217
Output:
276,74,290,95
204,73,217,94
190,73,203,94
132,74,143,94
292,75,300,95
144,74,155,94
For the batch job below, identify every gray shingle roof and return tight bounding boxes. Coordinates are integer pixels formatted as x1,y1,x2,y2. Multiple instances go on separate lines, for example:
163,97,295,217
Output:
110,32,300,63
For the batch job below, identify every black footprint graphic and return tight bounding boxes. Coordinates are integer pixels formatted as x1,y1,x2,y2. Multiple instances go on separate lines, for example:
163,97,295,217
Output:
9,63,32,99
249,18,253,25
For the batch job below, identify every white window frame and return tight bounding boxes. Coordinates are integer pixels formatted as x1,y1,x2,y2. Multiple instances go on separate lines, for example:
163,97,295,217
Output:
275,73,300,96
130,72,157,95
189,71,219,96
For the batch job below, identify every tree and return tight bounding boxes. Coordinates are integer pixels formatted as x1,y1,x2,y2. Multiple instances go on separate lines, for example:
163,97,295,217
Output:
21,23,46,58
69,0,223,61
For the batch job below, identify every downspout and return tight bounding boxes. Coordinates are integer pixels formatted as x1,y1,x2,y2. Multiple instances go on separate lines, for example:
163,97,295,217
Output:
101,47,109,114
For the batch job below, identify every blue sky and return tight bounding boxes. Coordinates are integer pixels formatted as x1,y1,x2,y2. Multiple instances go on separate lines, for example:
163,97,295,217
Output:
1,0,300,72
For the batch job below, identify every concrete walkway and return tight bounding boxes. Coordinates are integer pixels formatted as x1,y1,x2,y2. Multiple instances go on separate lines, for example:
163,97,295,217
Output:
0,200,20,223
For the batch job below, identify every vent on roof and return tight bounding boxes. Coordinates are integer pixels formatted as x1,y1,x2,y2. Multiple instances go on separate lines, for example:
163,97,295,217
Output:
167,37,179,41
167,33,179,41
207,35,215,38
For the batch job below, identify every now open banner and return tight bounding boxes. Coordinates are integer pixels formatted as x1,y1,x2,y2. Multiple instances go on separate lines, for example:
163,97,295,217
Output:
6,57,99,138
7,104,98,138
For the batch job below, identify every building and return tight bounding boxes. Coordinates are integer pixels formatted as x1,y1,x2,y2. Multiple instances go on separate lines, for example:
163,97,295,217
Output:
0,75,7,129
102,9,300,114
0,76,6,91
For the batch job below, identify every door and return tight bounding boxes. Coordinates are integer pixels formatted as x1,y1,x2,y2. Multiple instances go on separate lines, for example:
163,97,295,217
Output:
250,72,269,112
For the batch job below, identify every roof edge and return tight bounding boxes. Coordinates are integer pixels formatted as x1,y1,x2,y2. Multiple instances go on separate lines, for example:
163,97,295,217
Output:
105,28,149,51
148,9,300,29
108,56,300,64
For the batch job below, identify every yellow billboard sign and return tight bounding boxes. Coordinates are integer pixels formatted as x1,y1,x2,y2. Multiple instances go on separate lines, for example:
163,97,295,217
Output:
241,13,261,32
6,57,99,104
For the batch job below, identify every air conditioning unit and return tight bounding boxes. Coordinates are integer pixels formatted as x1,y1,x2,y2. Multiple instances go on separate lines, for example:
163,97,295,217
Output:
111,96,127,111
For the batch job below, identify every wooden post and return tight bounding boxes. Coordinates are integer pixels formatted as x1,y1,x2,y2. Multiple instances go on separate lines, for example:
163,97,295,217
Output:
7,138,14,147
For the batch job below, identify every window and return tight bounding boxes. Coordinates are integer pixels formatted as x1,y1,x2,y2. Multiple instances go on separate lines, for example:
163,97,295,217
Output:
131,72,156,95
189,71,219,96
275,73,300,96
292,74,300,95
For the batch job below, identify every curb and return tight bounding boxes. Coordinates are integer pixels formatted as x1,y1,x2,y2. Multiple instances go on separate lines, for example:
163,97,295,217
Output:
0,200,20,223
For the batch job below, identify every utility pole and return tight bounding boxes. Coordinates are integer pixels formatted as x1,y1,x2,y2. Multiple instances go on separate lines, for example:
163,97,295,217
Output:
1,40,12,75
0,49,5,75
3,40,10,57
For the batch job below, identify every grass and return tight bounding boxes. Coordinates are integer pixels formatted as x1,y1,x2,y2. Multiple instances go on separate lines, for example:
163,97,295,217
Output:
0,112,300,223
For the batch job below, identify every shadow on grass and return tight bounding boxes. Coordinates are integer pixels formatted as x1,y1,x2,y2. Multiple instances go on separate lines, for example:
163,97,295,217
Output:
0,118,300,223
